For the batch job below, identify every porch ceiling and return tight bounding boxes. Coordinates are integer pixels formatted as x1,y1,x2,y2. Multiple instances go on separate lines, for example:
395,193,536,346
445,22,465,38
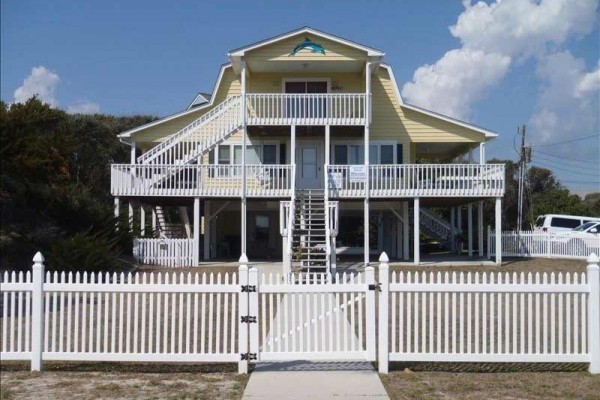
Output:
415,142,475,161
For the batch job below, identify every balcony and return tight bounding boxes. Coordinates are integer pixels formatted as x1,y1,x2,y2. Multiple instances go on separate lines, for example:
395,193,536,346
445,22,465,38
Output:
246,93,367,126
327,164,505,198
111,164,294,198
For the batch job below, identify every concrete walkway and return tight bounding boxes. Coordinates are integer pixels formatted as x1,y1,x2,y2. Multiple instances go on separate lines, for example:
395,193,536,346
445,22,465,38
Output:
242,361,389,399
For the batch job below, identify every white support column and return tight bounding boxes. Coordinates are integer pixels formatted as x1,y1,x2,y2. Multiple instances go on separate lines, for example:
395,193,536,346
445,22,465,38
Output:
478,201,484,257
479,142,486,164
130,141,136,164
587,253,600,374
364,198,370,266
241,61,247,256
403,201,409,261
396,203,402,259
457,206,462,255
495,197,502,265
325,125,330,166
140,205,146,236
467,203,473,257
193,197,200,266
31,252,45,372
413,197,420,265
204,200,211,261
114,197,120,230
450,206,456,252
128,201,134,232
291,125,296,165
364,62,371,267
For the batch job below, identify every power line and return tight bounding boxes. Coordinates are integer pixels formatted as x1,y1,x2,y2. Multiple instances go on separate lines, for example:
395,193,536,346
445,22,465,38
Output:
531,161,600,177
531,133,600,147
534,149,599,165
534,155,600,170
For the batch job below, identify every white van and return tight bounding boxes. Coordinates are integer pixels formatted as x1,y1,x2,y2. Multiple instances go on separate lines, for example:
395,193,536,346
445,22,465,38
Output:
534,214,600,234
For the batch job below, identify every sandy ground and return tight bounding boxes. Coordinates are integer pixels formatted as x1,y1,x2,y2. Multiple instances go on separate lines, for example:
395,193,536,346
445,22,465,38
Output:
0,362,248,400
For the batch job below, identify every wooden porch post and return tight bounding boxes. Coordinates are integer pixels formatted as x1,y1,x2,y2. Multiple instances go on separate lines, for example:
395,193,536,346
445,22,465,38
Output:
495,197,502,265
457,206,462,255
364,62,371,267
193,197,200,266
467,203,473,257
140,205,146,236
114,197,120,231
204,200,211,261
413,197,420,265
478,201,484,257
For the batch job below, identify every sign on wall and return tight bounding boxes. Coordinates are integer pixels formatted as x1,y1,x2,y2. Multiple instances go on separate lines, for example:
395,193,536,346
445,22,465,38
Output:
349,165,367,183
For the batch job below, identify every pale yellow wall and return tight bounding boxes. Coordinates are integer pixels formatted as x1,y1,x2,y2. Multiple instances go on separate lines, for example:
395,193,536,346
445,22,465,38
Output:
134,66,241,145
245,33,367,63
249,72,364,93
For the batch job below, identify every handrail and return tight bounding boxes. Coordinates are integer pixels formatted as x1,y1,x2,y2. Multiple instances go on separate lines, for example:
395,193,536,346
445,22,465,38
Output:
138,95,242,165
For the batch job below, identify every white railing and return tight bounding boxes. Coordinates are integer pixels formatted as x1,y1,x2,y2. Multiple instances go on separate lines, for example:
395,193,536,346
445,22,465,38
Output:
111,164,293,197
133,238,195,267
327,164,505,198
377,253,600,373
489,230,600,260
246,93,367,125
139,96,242,165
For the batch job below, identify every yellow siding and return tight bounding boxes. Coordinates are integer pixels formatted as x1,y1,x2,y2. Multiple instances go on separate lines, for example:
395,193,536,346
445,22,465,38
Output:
249,72,364,93
245,34,367,62
370,67,487,163
133,66,241,145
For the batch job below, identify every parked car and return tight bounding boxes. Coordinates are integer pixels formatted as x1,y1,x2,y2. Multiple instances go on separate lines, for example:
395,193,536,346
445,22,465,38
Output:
553,222,600,256
534,214,600,234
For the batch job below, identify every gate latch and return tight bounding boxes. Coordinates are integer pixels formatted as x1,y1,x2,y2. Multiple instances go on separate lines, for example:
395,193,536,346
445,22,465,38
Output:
241,315,257,323
368,283,381,292
241,352,257,360
241,285,257,292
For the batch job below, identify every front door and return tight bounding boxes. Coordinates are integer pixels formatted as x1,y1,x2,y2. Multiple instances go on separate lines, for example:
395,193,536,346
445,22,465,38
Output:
296,141,324,189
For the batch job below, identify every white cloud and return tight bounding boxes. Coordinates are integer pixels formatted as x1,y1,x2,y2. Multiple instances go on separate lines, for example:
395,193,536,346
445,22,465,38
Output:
13,66,60,106
401,0,599,121
67,101,101,115
450,0,597,59
401,49,510,119
529,51,599,150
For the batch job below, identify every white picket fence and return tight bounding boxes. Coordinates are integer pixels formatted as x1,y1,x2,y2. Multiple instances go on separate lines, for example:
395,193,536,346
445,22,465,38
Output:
2,252,599,374
489,230,600,260
133,238,195,267
378,253,600,373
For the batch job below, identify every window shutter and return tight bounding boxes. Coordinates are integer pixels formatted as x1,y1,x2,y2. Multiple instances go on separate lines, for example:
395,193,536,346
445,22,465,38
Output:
209,149,215,164
396,144,403,164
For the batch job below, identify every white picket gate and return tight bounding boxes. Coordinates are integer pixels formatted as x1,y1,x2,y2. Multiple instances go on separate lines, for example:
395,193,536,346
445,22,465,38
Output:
249,270,377,362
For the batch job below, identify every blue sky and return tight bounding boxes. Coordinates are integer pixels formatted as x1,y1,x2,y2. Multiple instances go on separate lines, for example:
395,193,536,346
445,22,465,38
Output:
2,0,599,194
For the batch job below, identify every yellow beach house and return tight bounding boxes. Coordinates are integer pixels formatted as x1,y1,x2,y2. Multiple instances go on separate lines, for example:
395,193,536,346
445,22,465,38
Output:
111,27,505,272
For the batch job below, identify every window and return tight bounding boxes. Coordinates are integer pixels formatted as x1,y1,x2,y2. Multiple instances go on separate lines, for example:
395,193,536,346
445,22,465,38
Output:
551,217,581,229
263,145,277,164
333,143,396,165
218,146,230,164
255,215,269,240
233,145,262,164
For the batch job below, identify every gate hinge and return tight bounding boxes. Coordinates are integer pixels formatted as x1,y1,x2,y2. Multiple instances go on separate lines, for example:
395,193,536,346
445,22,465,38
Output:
241,315,257,323
241,352,257,360
241,285,256,292
368,283,381,292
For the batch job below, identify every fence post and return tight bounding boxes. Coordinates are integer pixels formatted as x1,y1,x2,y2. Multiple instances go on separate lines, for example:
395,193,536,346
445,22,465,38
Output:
248,266,259,362
365,264,376,361
588,253,600,374
31,251,45,372
238,254,249,374
378,252,389,374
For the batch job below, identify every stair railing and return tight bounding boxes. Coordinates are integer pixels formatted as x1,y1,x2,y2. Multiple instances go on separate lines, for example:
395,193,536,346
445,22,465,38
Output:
138,95,242,165
420,208,453,245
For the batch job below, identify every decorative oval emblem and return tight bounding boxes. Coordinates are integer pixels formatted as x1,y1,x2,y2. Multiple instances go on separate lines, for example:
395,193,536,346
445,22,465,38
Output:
289,37,326,56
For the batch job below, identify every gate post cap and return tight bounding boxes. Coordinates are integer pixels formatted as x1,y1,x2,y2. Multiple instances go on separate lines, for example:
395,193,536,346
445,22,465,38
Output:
379,252,389,263
587,253,599,265
239,253,249,264
33,251,45,264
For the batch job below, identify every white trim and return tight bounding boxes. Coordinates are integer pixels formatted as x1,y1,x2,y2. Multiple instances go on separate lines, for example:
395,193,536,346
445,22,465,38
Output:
118,64,232,140
228,27,385,57
281,77,331,94
379,63,498,139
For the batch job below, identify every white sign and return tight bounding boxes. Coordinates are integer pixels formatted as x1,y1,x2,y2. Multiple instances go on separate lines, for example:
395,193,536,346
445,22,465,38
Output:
330,172,343,189
349,165,367,183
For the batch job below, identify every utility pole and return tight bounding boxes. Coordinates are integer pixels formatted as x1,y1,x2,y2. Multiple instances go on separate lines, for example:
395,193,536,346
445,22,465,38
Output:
517,125,531,231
